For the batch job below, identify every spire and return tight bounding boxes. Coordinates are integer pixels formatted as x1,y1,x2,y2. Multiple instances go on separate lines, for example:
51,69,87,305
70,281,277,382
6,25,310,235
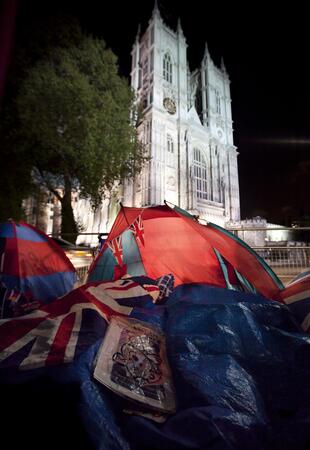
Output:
135,24,141,42
221,57,227,72
153,0,160,17
177,17,182,32
204,42,210,58
177,17,187,44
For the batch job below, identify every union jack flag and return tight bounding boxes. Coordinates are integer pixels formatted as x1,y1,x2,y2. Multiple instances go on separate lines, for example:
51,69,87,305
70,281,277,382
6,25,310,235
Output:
0,278,159,371
108,235,124,265
129,215,145,246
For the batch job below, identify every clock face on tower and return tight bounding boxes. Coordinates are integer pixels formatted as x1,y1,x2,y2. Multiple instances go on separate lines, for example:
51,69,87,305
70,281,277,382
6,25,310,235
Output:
163,97,176,114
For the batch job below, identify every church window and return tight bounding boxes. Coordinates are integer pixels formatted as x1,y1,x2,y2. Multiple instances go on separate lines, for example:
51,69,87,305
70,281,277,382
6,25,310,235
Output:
138,64,142,89
163,53,172,83
193,148,208,200
141,89,153,112
150,26,154,45
143,58,148,77
147,121,152,144
145,121,152,145
215,90,221,115
150,49,154,72
148,121,152,143
195,87,203,123
167,134,174,166
214,151,221,203
132,50,136,70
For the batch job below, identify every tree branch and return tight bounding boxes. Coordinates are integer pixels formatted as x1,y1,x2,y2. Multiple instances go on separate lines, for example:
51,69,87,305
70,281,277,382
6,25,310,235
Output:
36,166,63,202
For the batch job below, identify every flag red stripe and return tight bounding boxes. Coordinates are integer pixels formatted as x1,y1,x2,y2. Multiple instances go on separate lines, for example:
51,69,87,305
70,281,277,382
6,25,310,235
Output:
105,283,139,292
144,285,159,292
46,312,75,366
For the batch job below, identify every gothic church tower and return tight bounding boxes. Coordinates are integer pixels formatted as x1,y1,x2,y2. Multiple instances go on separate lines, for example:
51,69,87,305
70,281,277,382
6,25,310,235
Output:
123,2,240,225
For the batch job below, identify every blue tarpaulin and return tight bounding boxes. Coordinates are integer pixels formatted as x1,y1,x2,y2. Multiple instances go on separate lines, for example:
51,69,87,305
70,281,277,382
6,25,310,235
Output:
1,282,310,450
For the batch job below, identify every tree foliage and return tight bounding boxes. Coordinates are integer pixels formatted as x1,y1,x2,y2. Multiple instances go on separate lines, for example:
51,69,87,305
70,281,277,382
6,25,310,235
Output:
15,32,146,239
0,16,84,223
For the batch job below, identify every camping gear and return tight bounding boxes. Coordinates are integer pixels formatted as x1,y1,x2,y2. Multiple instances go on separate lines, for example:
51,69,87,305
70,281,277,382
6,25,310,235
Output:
1,276,309,450
0,220,77,315
88,203,283,299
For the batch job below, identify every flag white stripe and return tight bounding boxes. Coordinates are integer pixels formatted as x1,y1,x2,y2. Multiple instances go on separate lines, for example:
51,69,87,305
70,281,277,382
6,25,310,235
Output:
64,309,82,363
20,316,64,369
0,333,35,362
283,289,310,304
86,286,133,314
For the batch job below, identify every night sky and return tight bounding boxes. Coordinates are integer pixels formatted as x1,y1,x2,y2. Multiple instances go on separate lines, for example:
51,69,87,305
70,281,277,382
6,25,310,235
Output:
10,1,310,224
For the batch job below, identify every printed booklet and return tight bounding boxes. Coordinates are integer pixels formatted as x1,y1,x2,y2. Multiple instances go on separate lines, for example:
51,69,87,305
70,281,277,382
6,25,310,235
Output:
94,316,176,414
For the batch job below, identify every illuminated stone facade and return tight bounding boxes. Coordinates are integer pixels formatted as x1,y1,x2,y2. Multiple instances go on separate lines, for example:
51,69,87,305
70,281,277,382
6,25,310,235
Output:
123,3,240,226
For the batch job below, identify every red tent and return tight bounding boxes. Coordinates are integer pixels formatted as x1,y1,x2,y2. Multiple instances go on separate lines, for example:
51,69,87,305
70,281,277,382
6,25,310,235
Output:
88,204,283,299
0,220,77,317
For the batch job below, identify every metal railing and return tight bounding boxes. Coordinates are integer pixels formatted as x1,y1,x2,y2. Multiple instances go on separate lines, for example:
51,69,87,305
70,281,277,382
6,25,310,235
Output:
252,246,310,284
227,226,310,284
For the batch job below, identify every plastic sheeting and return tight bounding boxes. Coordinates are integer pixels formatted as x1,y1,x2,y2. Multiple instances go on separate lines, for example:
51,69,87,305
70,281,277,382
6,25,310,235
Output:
1,283,310,450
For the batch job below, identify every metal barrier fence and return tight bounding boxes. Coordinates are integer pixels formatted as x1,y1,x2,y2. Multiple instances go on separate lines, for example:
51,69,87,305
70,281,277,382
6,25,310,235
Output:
228,225,310,285
252,246,310,284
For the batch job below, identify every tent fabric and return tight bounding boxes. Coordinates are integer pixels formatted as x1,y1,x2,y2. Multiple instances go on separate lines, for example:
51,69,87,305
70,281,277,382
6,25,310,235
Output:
88,204,283,299
1,278,309,450
279,270,310,332
0,221,76,315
